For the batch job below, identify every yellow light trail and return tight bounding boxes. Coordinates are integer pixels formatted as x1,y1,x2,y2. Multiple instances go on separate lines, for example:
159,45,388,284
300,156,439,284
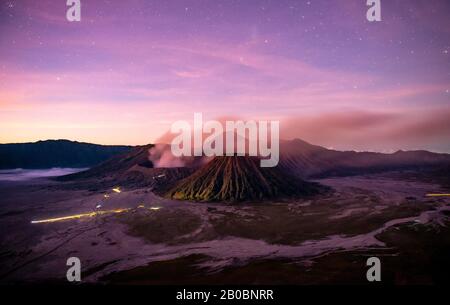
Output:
112,187,121,193
31,208,130,224
426,194,450,197
136,204,161,210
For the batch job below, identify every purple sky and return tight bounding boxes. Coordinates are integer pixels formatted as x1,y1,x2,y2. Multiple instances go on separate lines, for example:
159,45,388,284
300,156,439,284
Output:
0,0,449,152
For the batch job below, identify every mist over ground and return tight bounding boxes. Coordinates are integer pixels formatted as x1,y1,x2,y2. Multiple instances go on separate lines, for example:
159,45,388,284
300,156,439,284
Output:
0,168,87,181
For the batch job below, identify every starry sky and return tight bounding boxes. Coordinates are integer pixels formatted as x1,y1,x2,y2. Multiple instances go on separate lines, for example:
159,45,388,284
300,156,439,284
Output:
0,0,449,152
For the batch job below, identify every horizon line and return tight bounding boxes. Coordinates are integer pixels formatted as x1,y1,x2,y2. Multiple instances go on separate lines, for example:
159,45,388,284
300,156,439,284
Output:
1,138,449,155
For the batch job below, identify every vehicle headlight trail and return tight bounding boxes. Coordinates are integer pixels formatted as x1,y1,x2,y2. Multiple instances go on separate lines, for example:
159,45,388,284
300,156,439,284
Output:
31,208,130,224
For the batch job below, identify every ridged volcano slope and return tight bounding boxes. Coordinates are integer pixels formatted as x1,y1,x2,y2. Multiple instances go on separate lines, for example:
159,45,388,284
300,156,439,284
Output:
165,156,324,202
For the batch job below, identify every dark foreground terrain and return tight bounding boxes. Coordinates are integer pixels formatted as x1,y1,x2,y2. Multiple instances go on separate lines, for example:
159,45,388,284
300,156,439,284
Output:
0,170,449,284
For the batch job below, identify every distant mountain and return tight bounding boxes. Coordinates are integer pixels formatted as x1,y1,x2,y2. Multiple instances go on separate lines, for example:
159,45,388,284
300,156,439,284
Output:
58,138,450,189
279,139,450,178
0,140,132,169
60,144,154,180
165,156,325,202
59,143,195,189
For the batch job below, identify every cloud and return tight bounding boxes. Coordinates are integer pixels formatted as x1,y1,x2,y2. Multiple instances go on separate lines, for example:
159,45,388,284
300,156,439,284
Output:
281,107,450,152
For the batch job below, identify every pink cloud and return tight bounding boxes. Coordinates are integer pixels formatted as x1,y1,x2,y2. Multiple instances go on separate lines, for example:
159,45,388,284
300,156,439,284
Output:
281,107,450,152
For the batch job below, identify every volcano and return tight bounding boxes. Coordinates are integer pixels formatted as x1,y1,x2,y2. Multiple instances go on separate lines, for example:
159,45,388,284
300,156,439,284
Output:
164,156,325,202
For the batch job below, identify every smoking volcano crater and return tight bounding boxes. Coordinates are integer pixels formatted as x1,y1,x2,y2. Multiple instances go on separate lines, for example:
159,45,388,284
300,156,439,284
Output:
164,155,327,203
